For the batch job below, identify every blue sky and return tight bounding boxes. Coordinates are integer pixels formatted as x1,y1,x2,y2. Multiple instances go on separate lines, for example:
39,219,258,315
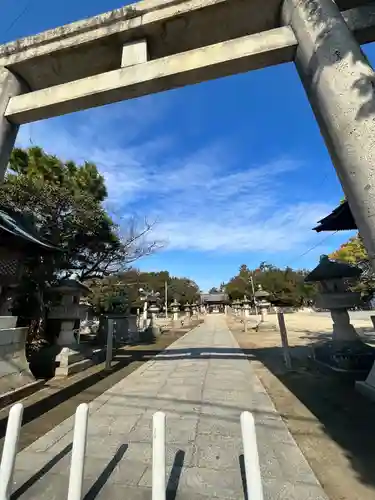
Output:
2,0,372,291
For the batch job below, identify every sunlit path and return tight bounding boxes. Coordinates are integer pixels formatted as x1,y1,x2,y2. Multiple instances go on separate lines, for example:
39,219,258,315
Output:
10,315,326,499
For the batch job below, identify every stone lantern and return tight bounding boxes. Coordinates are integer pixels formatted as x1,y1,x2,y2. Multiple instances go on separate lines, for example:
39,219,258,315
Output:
184,302,191,317
47,275,92,377
234,299,241,316
191,302,198,317
148,303,160,320
171,299,180,324
242,296,251,318
305,255,362,345
254,285,270,322
231,299,238,316
48,275,90,347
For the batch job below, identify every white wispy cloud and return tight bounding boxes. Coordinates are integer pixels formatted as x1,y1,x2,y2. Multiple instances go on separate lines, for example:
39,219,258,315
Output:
16,98,334,256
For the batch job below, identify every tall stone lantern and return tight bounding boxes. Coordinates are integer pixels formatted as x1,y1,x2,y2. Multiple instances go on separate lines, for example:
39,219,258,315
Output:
305,255,362,345
242,296,251,318
48,276,90,347
191,302,198,317
148,303,160,319
184,302,191,325
235,299,242,316
184,302,191,317
254,285,270,322
171,299,180,326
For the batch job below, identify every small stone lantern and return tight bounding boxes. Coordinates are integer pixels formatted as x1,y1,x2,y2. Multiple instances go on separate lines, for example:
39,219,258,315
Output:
305,255,362,344
191,302,198,317
148,303,160,319
231,299,238,316
242,296,251,318
171,299,180,323
48,276,90,346
234,299,241,316
254,285,270,322
184,302,191,318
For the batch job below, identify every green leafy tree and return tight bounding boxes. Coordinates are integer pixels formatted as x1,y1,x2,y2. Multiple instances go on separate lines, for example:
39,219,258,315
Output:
87,269,200,314
330,233,375,297
330,234,367,264
225,263,316,306
1,147,159,339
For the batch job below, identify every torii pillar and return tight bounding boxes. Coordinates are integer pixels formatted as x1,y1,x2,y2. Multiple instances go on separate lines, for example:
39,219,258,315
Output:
0,69,26,180
282,0,375,270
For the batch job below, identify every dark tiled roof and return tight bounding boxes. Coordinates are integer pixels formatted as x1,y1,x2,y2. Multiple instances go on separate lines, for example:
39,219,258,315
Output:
314,201,356,232
0,207,59,251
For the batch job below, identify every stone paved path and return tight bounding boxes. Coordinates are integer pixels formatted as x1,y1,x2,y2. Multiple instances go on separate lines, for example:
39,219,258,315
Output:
11,316,327,499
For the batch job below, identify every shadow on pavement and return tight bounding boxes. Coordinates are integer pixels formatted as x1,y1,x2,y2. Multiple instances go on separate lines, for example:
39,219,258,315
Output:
11,443,72,500
248,342,375,492
166,450,185,500
12,444,186,499
239,454,248,500
83,444,128,500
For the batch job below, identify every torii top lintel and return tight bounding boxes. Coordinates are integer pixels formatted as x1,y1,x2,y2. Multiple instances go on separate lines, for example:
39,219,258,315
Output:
1,0,374,124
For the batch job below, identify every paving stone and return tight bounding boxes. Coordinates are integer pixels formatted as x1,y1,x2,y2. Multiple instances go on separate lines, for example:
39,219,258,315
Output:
174,466,244,499
196,417,241,440
262,477,329,500
199,403,242,420
193,435,243,470
123,442,196,467
158,386,204,402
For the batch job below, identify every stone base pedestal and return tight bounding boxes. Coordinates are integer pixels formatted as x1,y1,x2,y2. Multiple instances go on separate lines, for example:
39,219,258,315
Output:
55,345,93,377
57,321,77,346
356,361,375,401
331,309,360,343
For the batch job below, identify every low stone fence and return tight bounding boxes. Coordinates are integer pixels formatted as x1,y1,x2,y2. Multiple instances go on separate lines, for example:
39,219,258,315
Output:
0,316,39,401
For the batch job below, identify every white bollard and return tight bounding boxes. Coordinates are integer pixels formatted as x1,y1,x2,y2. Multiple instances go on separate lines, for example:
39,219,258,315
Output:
0,403,24,500
240,411,264,500
67,403,89,500
152,411,166,500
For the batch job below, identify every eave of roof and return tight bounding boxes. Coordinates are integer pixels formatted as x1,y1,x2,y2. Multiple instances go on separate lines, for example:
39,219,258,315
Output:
313,201,357,232
0,207,60,251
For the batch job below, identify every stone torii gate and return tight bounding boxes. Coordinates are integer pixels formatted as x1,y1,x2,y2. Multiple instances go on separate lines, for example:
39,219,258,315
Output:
1,0,375,261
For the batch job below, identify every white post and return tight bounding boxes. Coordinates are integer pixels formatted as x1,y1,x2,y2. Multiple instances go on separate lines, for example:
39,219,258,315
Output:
105,318,114,371
277,311,292,370
0,403,24,500
152,411,166,500
240,411,263,500
67,403,89,500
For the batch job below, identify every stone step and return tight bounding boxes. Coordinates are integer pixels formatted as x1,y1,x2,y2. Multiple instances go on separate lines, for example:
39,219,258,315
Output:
55,357,93,377
0,316,17,329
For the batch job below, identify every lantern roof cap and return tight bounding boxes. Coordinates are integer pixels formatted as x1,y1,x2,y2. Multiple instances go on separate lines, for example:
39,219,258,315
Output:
305,255,362,282
254,285,270,298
